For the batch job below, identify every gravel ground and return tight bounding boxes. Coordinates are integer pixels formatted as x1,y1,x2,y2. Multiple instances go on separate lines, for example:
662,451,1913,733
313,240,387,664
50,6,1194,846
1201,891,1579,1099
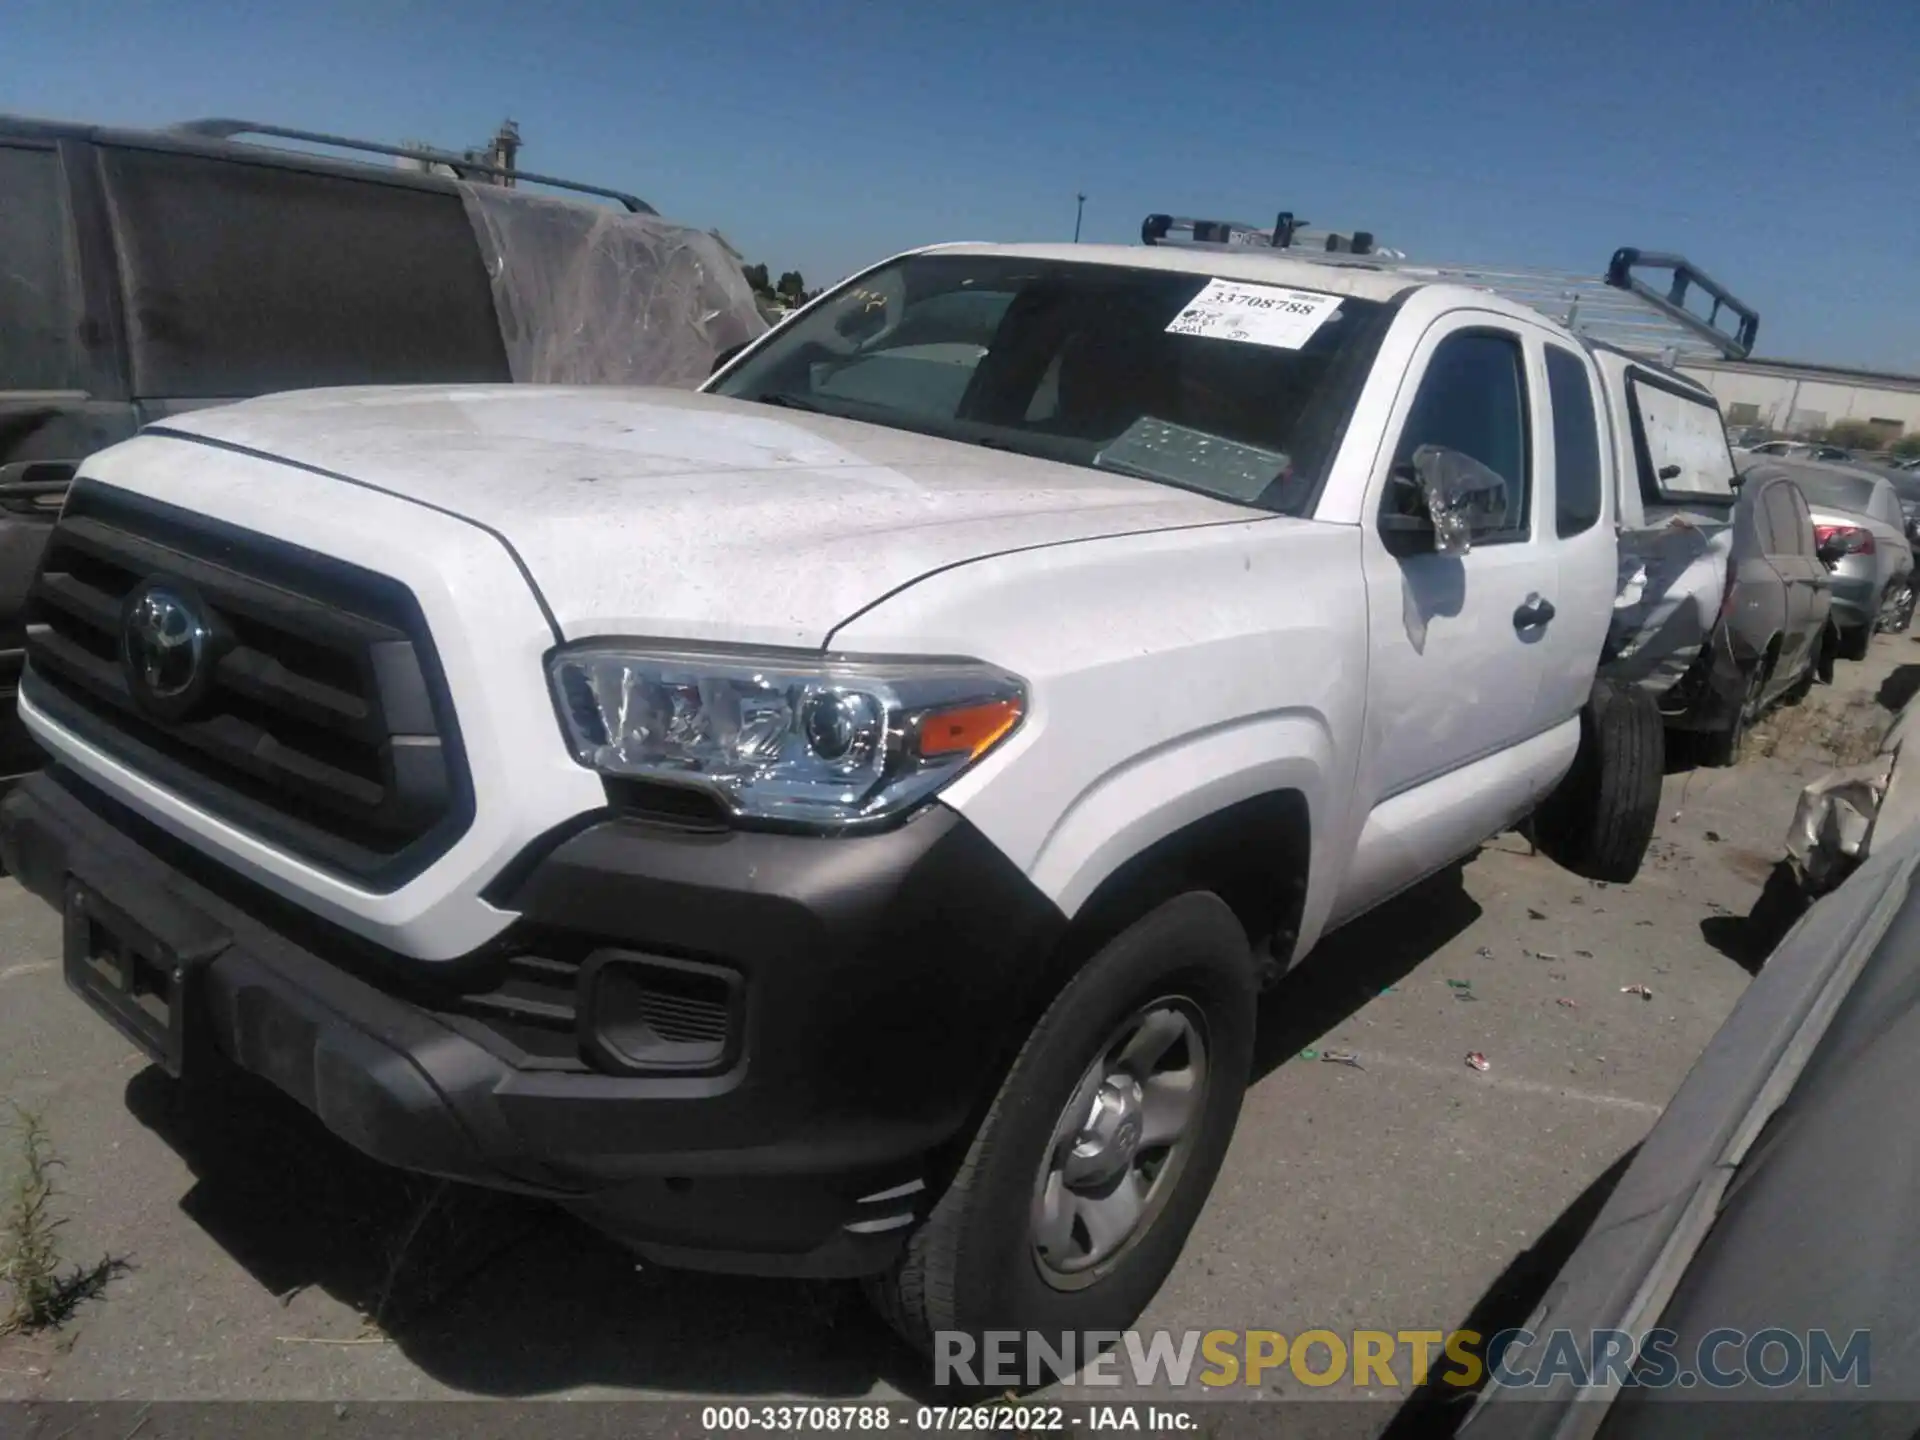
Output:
3,632,1915,1423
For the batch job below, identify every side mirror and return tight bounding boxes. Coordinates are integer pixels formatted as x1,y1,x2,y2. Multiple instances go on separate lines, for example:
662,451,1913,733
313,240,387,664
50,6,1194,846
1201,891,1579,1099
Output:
1816,538,1847,567
1382,445,1510,556
709,340,751,377
1658,463,1682,482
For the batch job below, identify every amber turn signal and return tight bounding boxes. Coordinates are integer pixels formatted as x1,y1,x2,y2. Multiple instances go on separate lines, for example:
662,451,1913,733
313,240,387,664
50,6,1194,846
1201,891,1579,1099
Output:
915,698,1023,759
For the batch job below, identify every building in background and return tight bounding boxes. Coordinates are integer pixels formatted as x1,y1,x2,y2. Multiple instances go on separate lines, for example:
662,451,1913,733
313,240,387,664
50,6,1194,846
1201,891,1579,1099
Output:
395,119,521,187
1679,355,1920,442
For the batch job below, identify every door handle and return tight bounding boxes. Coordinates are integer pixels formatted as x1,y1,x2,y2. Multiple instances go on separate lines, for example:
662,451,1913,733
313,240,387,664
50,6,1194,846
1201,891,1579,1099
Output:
1513,597,1556,631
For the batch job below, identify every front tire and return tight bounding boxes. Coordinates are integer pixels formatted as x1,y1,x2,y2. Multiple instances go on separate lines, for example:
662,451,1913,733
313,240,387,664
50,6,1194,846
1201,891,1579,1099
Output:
866,893,1256,1359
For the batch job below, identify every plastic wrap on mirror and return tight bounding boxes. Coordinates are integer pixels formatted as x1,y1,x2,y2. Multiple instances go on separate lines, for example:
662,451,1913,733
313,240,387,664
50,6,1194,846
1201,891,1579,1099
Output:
1601,515,1734,695
458,183,766,388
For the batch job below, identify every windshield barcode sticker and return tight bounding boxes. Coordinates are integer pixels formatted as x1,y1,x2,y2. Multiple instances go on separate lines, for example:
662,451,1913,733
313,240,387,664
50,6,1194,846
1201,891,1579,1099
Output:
1166,280,1343,350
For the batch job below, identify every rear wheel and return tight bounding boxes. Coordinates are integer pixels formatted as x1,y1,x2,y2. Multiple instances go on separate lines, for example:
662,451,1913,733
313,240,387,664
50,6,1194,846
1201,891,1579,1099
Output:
866,893,1256,1358
1701,661,1766,768
1530,680,1664,884
1816,624,1840,683
1784,634,1820,706
1838,619,1873,662
1883,581,1915,635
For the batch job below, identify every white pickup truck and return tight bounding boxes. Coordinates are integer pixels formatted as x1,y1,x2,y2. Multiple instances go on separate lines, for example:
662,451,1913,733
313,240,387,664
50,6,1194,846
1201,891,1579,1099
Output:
2,233,1667,1351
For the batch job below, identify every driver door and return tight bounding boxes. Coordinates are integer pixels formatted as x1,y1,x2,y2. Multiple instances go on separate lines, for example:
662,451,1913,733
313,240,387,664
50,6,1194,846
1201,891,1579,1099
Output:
1332,313,1566,922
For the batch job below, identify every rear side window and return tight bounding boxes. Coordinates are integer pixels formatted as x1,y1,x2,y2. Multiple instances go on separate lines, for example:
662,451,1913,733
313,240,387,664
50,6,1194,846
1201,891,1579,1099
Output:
0,144,76,391
1630,375,1737,502
1544,347,1603,537
1393,330,1531,541
102,148,510,397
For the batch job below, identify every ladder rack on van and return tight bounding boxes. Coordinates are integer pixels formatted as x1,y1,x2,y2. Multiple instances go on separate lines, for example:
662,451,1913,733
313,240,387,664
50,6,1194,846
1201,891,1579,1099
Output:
170,119,656,215
1140,210,1759,363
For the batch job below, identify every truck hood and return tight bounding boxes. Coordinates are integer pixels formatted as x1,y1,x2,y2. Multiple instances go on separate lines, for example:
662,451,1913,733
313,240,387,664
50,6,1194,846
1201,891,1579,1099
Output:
149,386,1256,648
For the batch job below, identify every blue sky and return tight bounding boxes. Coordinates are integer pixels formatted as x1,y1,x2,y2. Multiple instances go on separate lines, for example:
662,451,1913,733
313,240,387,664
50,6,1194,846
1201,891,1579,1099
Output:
9,0,1918,371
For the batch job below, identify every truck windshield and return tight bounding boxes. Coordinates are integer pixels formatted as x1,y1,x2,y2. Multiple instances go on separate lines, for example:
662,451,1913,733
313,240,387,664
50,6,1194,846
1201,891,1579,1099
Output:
709,254,1387,513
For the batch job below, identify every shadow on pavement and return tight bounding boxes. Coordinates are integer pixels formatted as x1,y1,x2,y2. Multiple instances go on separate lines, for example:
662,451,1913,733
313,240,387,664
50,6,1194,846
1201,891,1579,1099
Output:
124,1057,926,1400
119,860,1485,1402
1699,860,1811,976
1377,1146,1639,1440
1253,862,1483,1081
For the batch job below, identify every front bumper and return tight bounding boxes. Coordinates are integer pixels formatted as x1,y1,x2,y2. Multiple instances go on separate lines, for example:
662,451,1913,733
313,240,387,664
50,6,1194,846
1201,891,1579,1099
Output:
0,769,1065,1275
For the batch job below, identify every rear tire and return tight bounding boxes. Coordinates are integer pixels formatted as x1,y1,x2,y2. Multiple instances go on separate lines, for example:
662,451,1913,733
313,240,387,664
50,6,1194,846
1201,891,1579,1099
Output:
1700,661,1765,769
1531,680,1664,884
1783,637,1818,706
1884,581,1916,635
866,893,1256,1360
1839,621,1872,662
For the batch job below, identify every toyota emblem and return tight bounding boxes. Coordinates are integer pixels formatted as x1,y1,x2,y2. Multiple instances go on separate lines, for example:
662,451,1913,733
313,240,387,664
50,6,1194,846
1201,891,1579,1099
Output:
122,582,214,714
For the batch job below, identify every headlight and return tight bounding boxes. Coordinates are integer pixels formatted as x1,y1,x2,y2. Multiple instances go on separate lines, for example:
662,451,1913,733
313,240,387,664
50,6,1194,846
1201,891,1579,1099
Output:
548,646,1026,829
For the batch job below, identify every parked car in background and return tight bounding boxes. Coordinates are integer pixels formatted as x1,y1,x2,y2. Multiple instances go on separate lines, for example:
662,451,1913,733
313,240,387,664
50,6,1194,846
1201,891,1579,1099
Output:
0,111,765,780
1753,461,1916,656
1739,440,1856,463
1888,469,1920,546
1661,471,1831,765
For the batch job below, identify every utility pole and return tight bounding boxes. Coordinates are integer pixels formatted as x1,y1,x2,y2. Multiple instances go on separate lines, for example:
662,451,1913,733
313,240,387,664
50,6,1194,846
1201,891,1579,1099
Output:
1073,192,1086,243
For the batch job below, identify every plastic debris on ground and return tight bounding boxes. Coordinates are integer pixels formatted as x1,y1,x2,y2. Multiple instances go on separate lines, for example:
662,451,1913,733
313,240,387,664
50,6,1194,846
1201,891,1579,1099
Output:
1555,997,1579,1008
1299,1049,1318,1060
1575,949,1593,958
1476,946,1493,958
1527,908,1547,920
1465,1052,1490,1072
1621,983,1655,1000
1320,1050,1364,1069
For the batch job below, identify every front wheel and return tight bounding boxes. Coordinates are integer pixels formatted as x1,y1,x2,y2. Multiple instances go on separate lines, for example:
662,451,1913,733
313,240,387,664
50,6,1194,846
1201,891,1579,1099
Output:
866,893,1256,1360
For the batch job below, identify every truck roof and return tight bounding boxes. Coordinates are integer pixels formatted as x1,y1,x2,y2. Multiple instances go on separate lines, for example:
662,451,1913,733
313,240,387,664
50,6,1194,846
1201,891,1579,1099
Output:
919,241,1424,304
914,241,1562,328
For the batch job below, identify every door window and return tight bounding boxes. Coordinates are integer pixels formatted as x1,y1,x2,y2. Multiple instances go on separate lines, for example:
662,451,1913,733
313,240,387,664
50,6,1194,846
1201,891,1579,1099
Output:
1762,481,1804,558
102,147,510,397
1392,329,1531,542
1787,486,1816,555
1544,346,1602,537
0,144,77,391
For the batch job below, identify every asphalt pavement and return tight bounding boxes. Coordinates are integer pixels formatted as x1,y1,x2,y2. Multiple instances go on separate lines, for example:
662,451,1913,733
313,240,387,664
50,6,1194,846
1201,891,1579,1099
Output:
4,634,1916,1422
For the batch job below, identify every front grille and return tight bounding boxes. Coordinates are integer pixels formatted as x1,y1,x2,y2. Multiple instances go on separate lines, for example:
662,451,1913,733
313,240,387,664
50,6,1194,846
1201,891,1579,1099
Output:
23,482,472,888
